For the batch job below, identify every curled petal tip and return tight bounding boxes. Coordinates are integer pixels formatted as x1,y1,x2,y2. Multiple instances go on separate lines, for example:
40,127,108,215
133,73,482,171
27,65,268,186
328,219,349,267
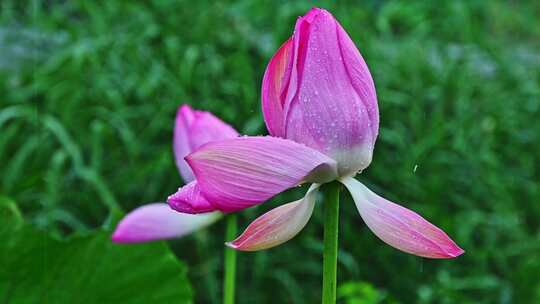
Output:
449,247,465,258
224,241,239,250
167,181,218,214
427,242,464,259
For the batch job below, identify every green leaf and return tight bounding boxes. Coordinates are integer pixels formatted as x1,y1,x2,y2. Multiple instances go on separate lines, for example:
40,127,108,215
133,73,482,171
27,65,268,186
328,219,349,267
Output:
0,203,192,303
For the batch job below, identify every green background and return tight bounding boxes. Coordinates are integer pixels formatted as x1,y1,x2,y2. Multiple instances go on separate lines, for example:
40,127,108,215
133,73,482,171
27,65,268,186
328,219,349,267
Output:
1,0,539,303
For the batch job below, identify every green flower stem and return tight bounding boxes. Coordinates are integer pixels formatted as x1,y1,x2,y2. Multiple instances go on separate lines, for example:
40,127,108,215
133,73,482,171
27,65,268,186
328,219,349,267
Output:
322,181,340,304
223,214,237,304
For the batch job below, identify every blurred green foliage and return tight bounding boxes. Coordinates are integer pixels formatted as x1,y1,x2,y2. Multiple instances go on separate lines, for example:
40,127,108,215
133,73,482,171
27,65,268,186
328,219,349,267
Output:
1,0,539,303
338,281,396,304
0,199,192,303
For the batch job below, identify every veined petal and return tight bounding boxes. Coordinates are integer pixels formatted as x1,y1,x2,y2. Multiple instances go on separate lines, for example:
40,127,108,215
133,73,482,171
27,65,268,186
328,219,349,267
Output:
112,203,221,243
336,19,378,139
227,184,320,251
340,177,464,259
173,105,238,183
187,136,337,212
167,181,218,214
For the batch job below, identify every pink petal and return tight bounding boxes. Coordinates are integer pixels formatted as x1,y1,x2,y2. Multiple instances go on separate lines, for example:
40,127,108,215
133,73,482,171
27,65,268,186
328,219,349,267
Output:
173,104,238,183
173,105,197,182
262,8,379,176
261,38,293,137
188,112,239,150
187,136,337,212
340,177,464,259
112,203,221,243
167,180,219,214
227,184,319,251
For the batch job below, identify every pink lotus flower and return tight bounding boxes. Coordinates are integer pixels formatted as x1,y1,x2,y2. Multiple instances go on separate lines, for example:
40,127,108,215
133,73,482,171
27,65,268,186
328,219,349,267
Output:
168,8,463,259
112,105,237,243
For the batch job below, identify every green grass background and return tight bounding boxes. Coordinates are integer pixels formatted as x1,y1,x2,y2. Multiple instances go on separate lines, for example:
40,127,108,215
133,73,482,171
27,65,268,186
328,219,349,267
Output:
1,0,539,303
